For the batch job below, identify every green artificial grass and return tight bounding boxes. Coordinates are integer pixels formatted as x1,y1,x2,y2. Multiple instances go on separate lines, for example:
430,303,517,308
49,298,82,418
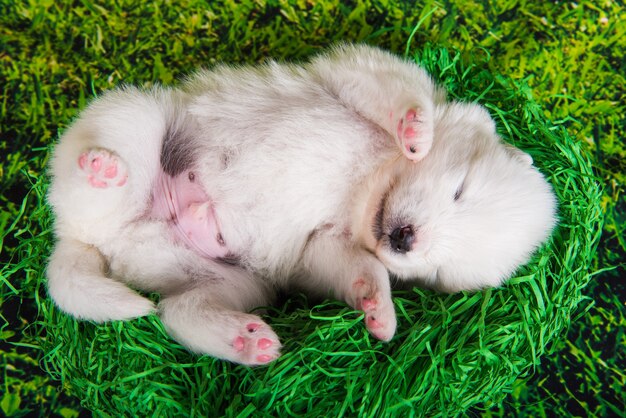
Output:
9,45,602,417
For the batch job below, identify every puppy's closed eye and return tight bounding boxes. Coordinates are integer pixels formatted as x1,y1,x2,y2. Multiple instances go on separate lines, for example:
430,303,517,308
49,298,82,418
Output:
454,182,464,201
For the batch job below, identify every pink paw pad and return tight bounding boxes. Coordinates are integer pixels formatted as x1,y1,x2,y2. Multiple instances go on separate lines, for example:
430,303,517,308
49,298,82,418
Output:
350,277,396,342
232,321,281,366
247,323,261,332
78,149,128,188
233,336,245,352
361,297,377,311
257,338,273,349
256,354,273,363
366,315,384,330
366,316,390,341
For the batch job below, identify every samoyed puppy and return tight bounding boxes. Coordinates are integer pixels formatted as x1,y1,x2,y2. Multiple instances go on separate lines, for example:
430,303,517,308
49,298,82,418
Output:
47,44,557,365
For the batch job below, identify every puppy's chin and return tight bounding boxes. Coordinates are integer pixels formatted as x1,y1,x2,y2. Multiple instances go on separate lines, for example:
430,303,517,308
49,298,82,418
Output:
373,242,438,284
352,158,404,252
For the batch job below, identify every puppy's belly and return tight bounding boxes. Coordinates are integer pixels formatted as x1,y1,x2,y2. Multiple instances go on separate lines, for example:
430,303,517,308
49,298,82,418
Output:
151,168,231,260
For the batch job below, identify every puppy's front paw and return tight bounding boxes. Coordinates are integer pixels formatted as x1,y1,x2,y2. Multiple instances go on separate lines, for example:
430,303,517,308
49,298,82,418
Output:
231,319,281,366
78,148,128,188
351,277,397,342
395,107,433,162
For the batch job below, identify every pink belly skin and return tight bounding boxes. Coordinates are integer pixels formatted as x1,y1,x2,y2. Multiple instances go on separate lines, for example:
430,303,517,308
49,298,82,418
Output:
152,169,229,259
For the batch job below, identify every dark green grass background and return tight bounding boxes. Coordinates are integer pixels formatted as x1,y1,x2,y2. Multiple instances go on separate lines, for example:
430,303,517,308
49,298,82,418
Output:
1,0,624,416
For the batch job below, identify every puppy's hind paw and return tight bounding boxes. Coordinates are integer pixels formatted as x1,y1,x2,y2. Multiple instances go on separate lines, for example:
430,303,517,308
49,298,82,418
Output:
231,319,281,366
395,107,433,162
78,148,128,188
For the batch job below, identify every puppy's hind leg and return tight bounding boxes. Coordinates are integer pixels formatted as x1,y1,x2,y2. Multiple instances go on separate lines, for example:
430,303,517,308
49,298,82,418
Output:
47,238,156,322
48,87,179,233
159,264,280,366
309,44,443,161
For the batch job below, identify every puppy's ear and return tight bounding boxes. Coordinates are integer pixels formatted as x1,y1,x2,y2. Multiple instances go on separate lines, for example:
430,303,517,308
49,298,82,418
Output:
504,143,533,165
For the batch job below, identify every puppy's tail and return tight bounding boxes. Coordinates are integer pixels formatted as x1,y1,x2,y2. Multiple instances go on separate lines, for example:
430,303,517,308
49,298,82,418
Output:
47,238,155,322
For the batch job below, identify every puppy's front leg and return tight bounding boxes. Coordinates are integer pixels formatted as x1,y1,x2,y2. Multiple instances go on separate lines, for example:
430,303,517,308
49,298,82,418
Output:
309,44,442,161
300,230,396,341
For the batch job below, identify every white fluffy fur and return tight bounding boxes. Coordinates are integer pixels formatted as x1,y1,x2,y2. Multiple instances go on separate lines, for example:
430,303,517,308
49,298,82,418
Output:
47,44,557,365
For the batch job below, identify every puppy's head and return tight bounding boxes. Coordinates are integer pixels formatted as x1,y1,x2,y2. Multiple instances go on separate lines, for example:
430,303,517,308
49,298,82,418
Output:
372,102,557,292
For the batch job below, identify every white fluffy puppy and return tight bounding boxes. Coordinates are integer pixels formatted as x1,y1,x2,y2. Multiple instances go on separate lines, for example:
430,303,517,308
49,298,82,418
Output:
47,44,557,365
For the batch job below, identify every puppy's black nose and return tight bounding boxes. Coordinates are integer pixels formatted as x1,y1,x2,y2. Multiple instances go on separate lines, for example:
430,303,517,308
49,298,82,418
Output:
389,226,414,253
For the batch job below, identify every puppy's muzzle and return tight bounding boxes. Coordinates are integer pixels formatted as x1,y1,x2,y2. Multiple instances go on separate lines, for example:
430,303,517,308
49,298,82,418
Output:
389,226,414,253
